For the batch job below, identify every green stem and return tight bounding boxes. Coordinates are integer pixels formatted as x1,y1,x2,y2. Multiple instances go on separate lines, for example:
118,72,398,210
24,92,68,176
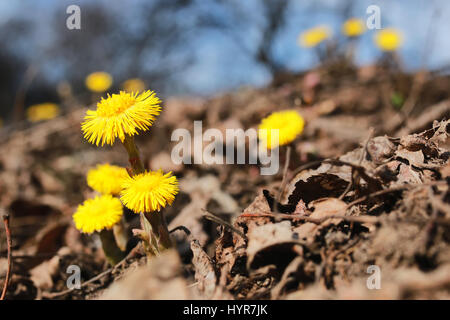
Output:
122,135,145,174
99,229,126,265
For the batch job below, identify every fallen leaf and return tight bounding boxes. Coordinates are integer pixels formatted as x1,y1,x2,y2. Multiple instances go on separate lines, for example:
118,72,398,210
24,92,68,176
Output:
294,198,347,243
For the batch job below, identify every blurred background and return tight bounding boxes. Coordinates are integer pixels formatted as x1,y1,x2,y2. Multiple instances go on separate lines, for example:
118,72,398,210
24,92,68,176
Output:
1,1,450,300
0,0,448,122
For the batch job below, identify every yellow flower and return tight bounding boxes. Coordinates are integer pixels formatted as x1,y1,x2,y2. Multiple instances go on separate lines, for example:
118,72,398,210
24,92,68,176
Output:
122,78,146,93
258,110,305,149
298,25,331,48
85,71,113,92
374,28,403,51
342,18,365,37
73,195,123,234
81,90,161,146
120,170,179,213
26,103,60,122
87,164,129,195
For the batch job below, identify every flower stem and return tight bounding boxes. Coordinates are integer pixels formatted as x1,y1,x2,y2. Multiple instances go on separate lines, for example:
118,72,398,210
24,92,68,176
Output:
113,220,128,251
275,145,292,211
122,135,145,174
121,134,173,255
99,229,125,265
144,211,173,251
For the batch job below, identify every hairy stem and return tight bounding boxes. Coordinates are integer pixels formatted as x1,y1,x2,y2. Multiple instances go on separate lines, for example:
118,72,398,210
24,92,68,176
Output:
113,220,128,252
144,211,173,251
99,229,126,265
122,135,145,175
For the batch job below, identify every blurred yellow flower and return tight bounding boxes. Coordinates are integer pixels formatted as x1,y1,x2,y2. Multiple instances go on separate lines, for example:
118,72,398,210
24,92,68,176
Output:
374,28,403,51
342,18,366,37
121,170,179,213
298,26,331,48
258,110,305,149
81,90,161,146
26,103,60,122
85,71,113,92
122,78,146,93
87,164,129,195
73,195,123,234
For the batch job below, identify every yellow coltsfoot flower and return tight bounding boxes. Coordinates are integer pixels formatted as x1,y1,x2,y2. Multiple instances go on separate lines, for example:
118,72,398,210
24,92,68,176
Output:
87,164,129,195
81,90,161,146
298,25,331,48
27,103,60,122
258,110,305,149
121,170,179,213
73,195,123,234
374,28,403,51
122,78,146,93
85,71,113,92
342,18,366,37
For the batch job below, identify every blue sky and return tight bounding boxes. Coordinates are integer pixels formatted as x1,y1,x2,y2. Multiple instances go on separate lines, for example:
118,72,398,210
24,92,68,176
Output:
1,0,449,96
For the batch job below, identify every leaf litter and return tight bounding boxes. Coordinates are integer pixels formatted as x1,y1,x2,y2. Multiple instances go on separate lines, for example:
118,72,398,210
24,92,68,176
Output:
1,68,450,300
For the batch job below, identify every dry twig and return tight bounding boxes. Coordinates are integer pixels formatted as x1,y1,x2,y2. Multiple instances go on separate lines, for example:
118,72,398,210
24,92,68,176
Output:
276,145,292,206
339,128,374,200
241,181,448,226
41,245,140,299
202,209,247,240
1,212,12,300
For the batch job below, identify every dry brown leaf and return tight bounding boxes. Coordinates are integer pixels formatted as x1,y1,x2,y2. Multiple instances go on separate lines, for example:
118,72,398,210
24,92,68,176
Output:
246,221,298,270
191,240,226,299
30,247,71,290
294,198,347,244
100,250,193,300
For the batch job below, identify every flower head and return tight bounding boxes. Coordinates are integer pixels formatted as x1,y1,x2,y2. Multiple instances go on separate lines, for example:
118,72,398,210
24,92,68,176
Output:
374,28,403,51
298,25,331,48
122,78,146,93
85,71,113,92
73,195,123,234
120,170,178,213
342,18,365,37
258,110,305,149
27,103,60,122
87,164,129,195
81,90,161,146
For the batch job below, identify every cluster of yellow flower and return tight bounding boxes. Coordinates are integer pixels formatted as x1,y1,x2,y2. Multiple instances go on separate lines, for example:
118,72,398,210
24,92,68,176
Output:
85,71,147,94
75,162,178,232
73,88,179,262
23,73,146,125
298,18,403,52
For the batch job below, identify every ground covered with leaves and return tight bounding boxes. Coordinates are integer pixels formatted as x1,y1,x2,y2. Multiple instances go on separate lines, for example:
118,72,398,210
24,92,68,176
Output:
1,64,450,299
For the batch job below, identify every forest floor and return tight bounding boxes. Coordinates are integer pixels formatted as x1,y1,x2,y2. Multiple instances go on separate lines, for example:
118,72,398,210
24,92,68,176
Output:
1,63,450,299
